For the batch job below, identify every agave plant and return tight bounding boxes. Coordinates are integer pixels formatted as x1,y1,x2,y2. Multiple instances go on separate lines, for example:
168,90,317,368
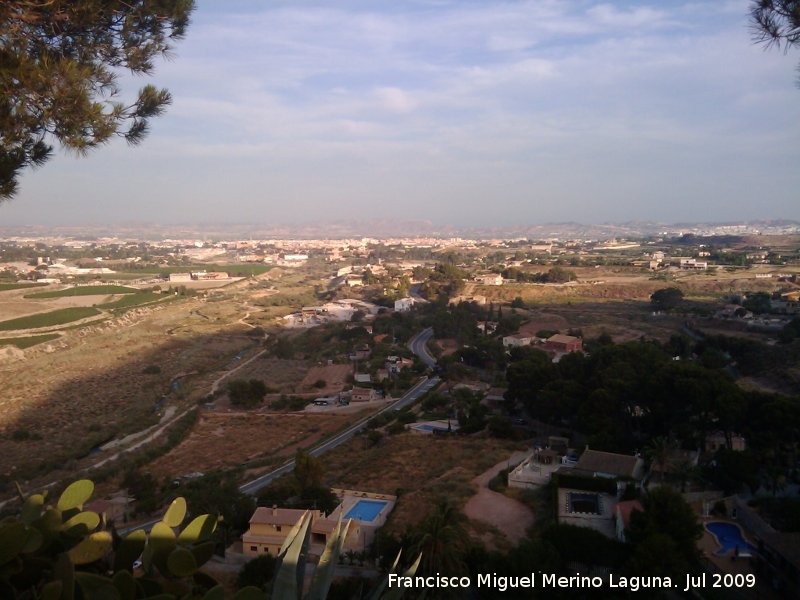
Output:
266,510,421,600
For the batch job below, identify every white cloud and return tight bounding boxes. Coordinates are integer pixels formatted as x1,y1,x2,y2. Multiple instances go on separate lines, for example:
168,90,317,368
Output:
5,0,799,226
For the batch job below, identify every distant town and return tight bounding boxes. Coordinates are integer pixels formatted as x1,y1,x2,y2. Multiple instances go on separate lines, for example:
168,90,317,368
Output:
1,223,799,599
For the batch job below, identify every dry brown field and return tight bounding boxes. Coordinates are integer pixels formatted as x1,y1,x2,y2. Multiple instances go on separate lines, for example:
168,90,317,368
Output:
0,295,259,483
144,412,357,481
319,434,522,535
300,363,352,395
475,265,793,306
223,358,310,395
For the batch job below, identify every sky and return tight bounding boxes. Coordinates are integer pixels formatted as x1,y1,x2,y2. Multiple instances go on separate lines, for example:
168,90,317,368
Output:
3,0,800,228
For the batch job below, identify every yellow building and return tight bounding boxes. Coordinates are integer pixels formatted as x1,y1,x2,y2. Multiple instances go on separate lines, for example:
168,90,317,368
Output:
242,490,396,559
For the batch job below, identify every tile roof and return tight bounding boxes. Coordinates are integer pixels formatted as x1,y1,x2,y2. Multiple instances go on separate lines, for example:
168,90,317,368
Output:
575,449,641,478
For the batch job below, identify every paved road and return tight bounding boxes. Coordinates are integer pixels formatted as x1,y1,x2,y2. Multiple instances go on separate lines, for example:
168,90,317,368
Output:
408,327,436,369
239,375,440,495
122,329,440,533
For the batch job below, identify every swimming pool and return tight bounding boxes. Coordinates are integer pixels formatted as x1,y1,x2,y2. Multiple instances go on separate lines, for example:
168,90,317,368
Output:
414,424,447,431
705,522,757,557
344,499,388,522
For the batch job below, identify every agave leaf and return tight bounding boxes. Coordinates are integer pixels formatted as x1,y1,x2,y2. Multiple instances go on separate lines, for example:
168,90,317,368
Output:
271,511,311,600
306,514,349,600
162,497,187,529
277,510,308,558
381,553,422,600
57,480,94,512
366,550,402,600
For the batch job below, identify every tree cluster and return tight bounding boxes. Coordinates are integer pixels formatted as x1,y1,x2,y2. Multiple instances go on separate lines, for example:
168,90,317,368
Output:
505,338,800,494
501,266,577,284
227,378,268,408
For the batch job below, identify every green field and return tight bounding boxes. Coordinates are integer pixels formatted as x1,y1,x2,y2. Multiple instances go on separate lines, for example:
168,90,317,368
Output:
0,307,101,331
114,264,273,277
99,292,163,310
24,285,138,298
0,334,60,349
0,282,47,292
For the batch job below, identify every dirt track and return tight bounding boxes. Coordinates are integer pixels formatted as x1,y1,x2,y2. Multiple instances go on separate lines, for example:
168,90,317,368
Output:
463,451,533,544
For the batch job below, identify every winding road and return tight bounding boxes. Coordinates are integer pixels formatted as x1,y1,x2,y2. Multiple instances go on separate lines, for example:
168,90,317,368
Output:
122,328,439,533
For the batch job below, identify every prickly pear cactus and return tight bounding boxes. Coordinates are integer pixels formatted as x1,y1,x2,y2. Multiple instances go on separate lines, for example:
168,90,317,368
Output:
1,479,223,600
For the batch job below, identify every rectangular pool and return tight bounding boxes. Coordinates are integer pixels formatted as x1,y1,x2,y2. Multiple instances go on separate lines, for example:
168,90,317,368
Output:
344,499,388,522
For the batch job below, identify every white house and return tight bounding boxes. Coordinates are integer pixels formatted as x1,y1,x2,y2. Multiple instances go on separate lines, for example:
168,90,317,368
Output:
476,274,504,286
502,334,533,348
394,297,415,312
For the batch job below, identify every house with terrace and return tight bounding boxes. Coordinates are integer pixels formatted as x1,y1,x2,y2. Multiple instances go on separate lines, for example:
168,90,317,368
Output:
554,448,645,539
242,490,396,559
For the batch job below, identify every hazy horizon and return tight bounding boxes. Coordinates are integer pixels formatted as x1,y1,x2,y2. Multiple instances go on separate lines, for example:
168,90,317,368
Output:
2,0,799,227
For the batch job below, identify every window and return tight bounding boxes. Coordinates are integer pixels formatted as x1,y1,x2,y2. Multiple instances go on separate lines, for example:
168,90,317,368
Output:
250,546,257,552
276,525,282,532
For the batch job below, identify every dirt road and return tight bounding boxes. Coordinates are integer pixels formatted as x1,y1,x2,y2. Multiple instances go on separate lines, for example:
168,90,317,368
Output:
463,451,533,544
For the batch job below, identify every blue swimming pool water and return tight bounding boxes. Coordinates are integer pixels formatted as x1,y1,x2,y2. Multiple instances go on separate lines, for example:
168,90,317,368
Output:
415,424,446,431
344,499,388,522
705,522,757,557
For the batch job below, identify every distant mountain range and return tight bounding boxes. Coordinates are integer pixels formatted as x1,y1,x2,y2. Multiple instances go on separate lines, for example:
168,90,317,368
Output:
1,220,799,240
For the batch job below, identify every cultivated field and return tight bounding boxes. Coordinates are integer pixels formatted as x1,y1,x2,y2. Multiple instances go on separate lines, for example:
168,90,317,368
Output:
0,333,60,349
0,307,100,331
24,285,138,298
0,283,47,292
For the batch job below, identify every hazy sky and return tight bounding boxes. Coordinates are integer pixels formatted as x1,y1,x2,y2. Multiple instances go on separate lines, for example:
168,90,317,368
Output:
3,0,799,227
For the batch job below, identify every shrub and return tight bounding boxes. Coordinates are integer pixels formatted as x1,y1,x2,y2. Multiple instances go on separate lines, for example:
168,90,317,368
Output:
237,554,276,590
228,378,268,408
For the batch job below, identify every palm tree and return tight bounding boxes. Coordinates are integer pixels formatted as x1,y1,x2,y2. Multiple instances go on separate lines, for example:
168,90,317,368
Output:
413,501,470,579
646,436,677,483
